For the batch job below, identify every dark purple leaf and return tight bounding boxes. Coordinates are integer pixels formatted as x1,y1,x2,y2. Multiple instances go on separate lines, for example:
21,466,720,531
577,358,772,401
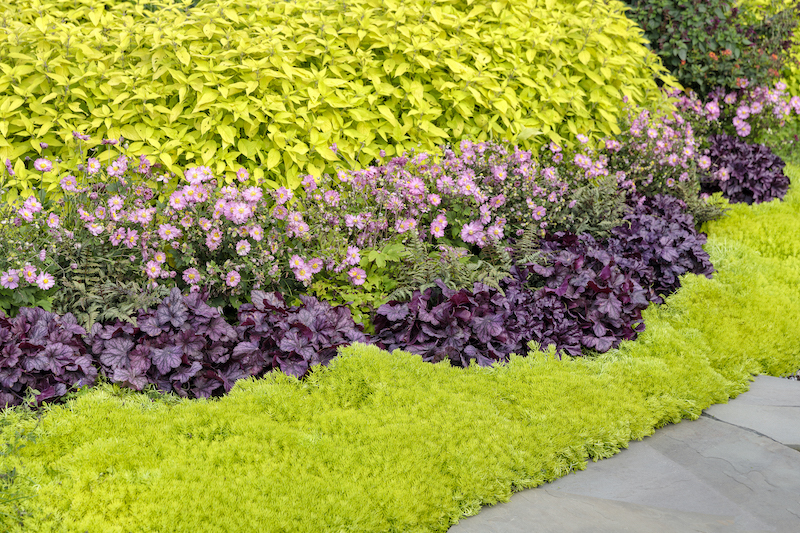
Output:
191,376,223,398
156,288,189,328
138,314,163,337
112,367,149,391
0,367,23,389
377,303,409,321
151,345,183,374
471,314,505,344
99,337,134,369
232,341,259,360
276,356,309,378
172,362,203,385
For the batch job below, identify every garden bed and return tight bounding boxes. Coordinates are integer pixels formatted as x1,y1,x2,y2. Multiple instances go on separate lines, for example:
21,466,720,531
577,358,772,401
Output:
1,0,800,530
0,166,798,532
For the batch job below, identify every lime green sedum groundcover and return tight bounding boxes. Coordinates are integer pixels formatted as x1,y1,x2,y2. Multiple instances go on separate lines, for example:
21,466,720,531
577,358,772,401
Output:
1,169,799,532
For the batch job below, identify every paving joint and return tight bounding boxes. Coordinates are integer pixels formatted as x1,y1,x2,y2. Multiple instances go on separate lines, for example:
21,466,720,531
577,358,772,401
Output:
700,412,797,451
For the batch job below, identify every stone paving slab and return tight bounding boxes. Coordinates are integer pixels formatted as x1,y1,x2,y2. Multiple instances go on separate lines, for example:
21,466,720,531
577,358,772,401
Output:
450,489,748,533
711,375,800,407
449,376,800,532
705,376,800,446
704,405,800,446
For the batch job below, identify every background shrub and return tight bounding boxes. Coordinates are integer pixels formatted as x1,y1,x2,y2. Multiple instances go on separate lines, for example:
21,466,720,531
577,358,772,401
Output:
0,0,674,199
624,0,798,97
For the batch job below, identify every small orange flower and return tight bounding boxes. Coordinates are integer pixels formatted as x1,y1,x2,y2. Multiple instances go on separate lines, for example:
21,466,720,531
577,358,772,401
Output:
681,59,687,65
709,51,718,60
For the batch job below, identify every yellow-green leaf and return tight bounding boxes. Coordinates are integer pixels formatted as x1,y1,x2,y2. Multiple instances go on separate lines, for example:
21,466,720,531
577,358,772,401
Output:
267,148,281,169
194,89,219,111
160,152,173,168
176,47,191,67
218,124,236,146
377,106,400,128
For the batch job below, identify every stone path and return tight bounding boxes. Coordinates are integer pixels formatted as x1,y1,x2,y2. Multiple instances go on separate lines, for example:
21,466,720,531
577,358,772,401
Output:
450,375,800,533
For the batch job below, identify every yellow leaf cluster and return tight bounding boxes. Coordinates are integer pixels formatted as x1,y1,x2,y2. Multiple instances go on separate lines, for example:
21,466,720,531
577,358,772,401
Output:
0,0,676,196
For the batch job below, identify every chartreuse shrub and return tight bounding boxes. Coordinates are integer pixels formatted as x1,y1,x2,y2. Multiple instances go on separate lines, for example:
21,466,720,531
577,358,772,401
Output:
1,168,799,531
0,0,674,199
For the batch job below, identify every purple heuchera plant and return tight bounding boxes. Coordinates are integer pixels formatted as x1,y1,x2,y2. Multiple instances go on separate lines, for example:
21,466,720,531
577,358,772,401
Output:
704,134,789,204
523,232,651,355
608,194,715,303
374,220,697,363
373,279,532,367
89,288,240,398
235,291,368,378
373,234,652,363
0,307,96,407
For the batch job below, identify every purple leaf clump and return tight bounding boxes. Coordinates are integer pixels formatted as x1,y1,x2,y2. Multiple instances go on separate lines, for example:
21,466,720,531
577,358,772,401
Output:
373,278,539,367
607,194,715,303
705,134,789,204
234,291,368,378
90,287,239,398
0,307,96,407
522,232,651,356
373,228,669,364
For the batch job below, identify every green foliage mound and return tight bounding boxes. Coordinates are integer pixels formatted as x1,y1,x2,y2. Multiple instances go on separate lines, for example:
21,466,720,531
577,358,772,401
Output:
0,0,673,195
624,0,797,97
1,168,800,531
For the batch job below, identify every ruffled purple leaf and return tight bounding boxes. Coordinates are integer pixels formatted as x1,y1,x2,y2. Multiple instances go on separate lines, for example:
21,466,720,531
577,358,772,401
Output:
99,337,134,369
113,366,149,391
471,313,505,344
378,303,409,321
276,356,309,378
138,314,163,337
191,376,223,398
151,345,183,374
172,362,203,385
156,288,189,328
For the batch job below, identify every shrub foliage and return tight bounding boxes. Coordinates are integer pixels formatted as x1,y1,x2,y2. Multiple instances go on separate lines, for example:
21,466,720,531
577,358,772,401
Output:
624,0,798,97
0,0,673,197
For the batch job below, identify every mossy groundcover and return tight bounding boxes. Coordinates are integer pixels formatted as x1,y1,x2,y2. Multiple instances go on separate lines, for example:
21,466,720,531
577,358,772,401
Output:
1,168,799,532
